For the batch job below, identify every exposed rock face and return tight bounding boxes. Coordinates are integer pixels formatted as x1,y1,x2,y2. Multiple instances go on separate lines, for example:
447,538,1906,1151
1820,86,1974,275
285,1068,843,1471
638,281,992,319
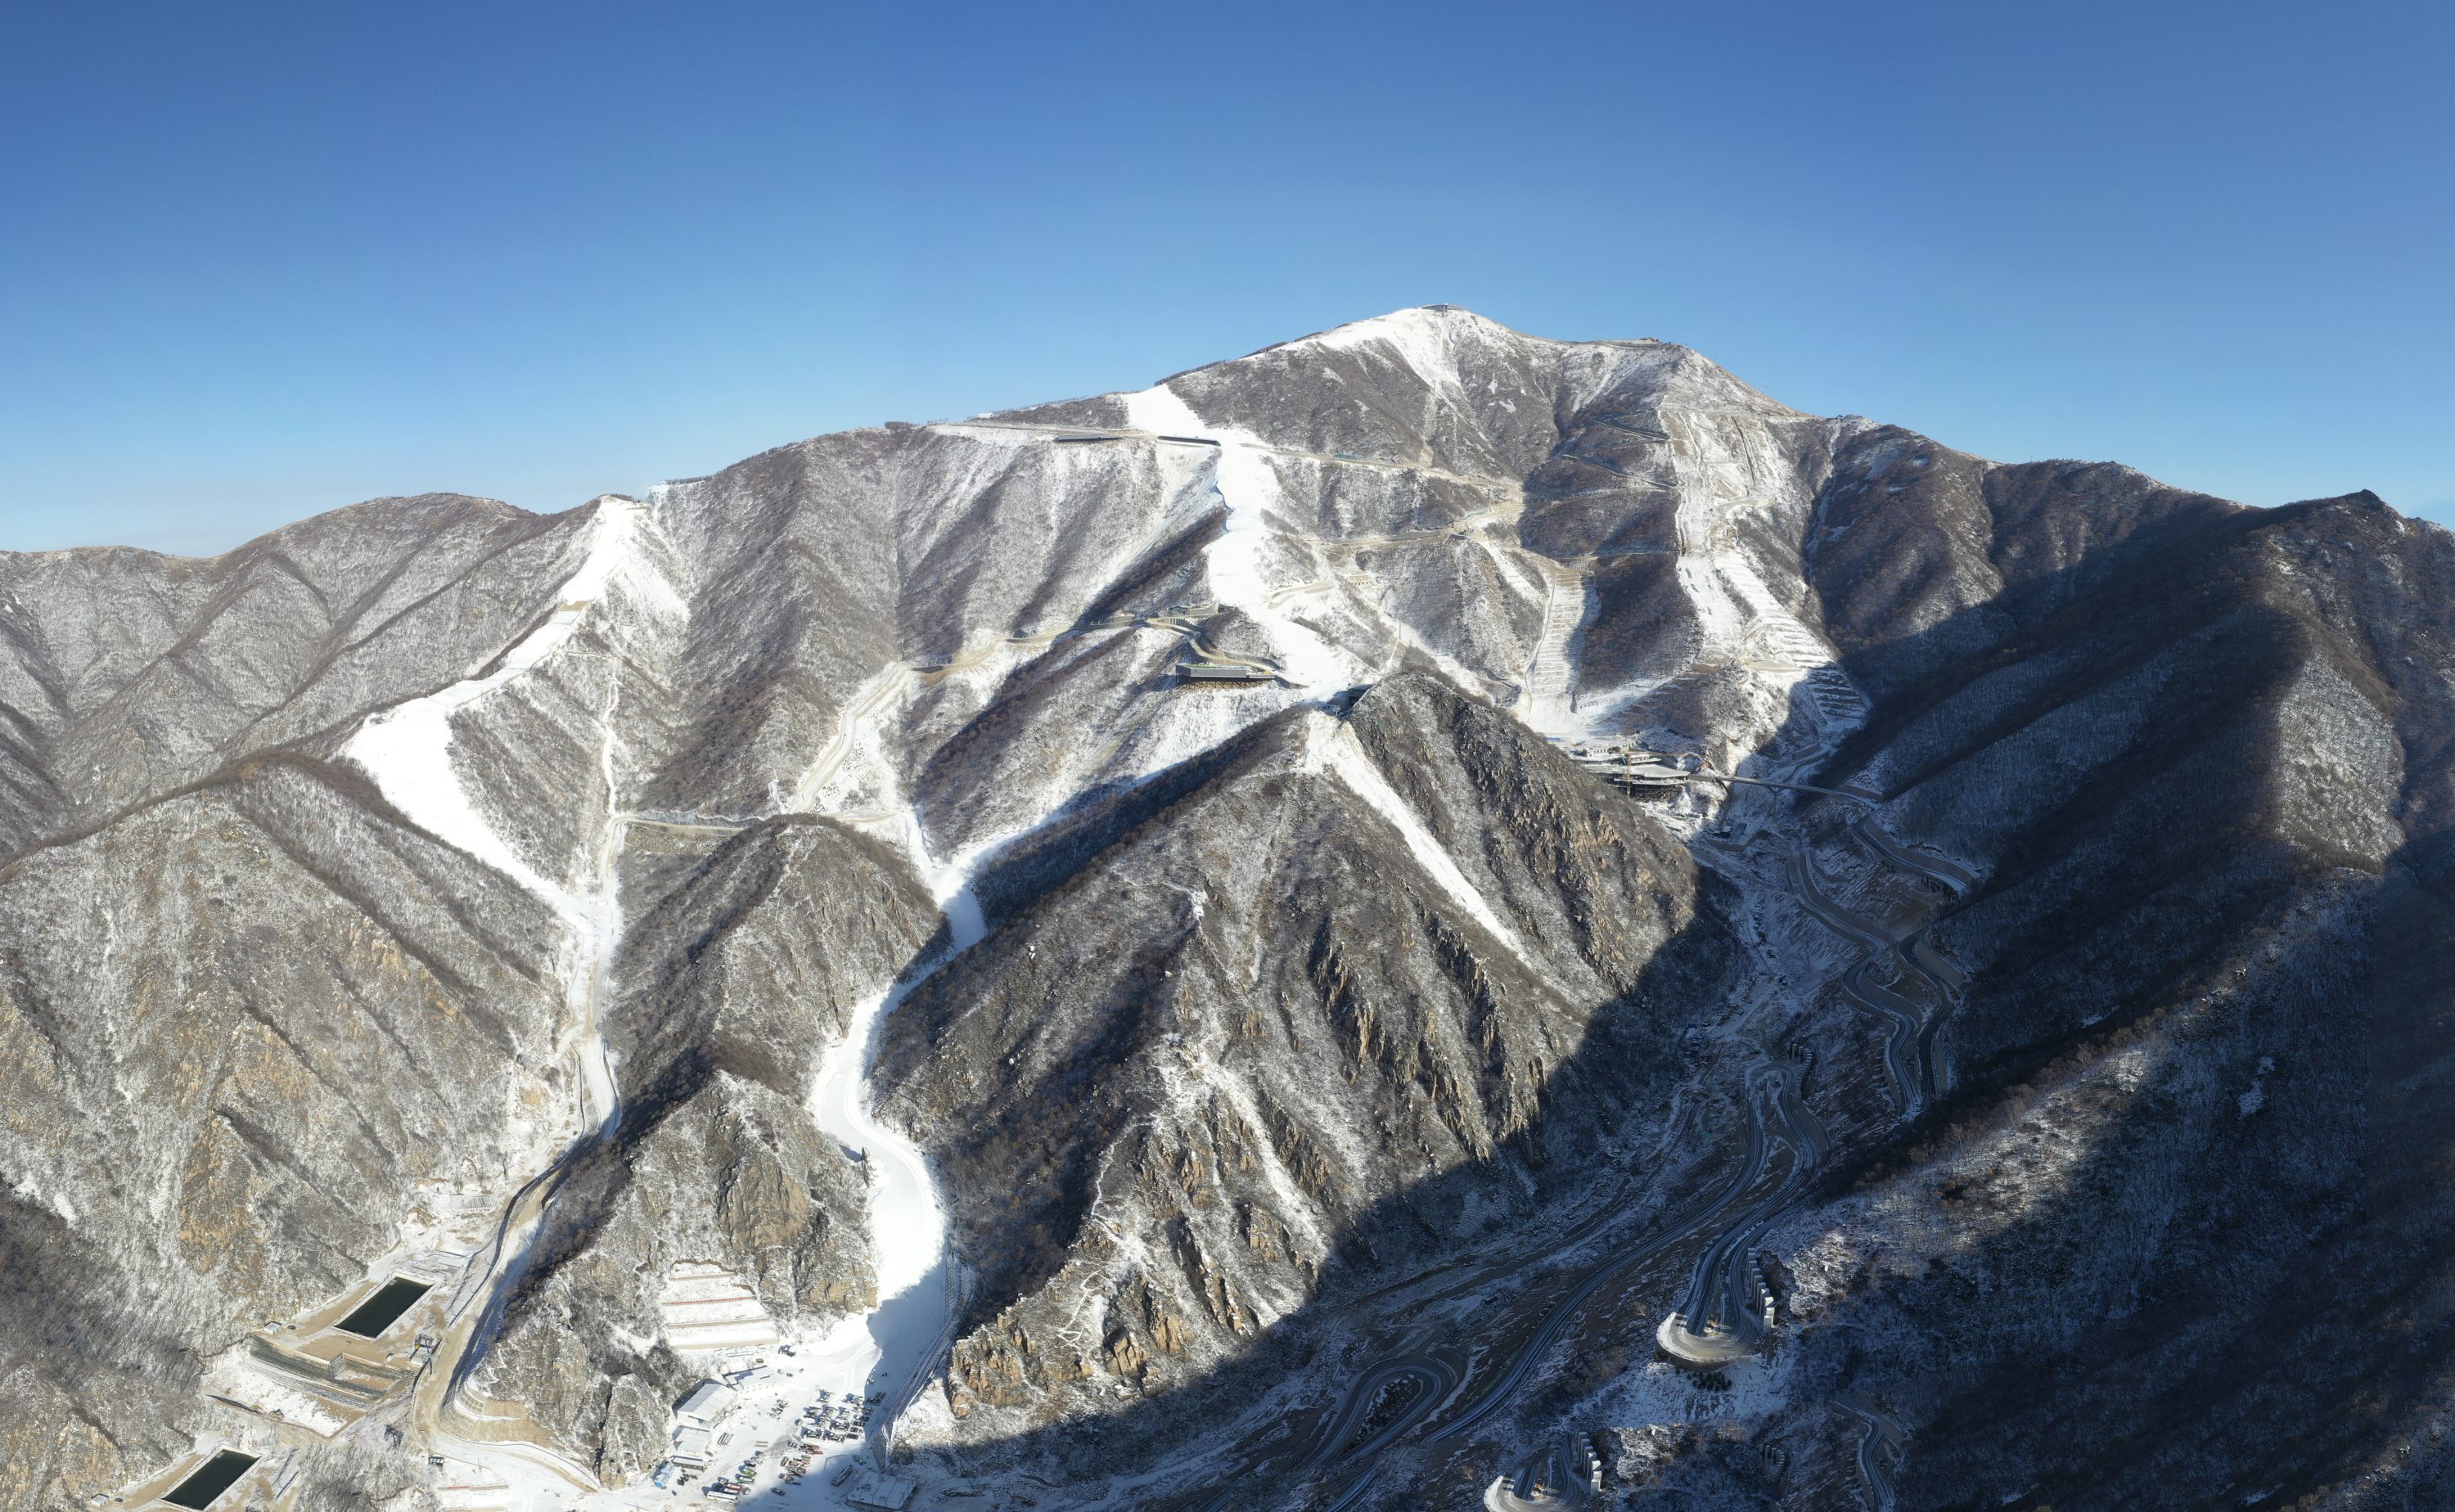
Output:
0,307,2448,1512
875,674,1727,1429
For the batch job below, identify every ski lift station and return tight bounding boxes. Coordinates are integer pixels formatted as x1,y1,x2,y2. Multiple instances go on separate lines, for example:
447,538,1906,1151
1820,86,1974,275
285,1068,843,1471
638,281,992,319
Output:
1173,625,1282,685
1555,738,1700,790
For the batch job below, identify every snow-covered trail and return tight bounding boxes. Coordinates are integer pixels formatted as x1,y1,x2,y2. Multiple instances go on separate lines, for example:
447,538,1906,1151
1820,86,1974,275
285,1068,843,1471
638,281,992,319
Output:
1519,556,1594,736
340,497,689,1506
780,823,994,1500
800,981,952,1441
344,498,649,892
342,497,671,1132
542,817,995,1510
784,682,1007,1444
785,663,919,817
1311,717,1528,961
1637,422,1869,799
1122,385,1356,693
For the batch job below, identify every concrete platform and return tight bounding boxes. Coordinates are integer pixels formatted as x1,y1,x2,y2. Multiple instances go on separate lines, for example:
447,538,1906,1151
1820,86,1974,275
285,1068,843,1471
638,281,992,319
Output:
1655,1312,1757,1366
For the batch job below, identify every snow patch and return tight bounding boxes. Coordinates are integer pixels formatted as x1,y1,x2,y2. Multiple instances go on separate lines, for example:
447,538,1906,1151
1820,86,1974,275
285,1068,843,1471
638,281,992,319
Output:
342,497,660,924
1306,306,1480,383
1580,1348,1798,1442
10,1174,73,1225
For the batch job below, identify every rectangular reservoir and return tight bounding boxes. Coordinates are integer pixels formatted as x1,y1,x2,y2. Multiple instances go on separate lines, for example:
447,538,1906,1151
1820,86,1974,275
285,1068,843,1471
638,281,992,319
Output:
163,1450,257,1510
334,1277,432,1339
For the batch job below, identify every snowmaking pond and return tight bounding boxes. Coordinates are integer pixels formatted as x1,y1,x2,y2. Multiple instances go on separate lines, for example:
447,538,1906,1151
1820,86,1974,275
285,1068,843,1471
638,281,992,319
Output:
335,1277,433,1339
161,1450,257,1510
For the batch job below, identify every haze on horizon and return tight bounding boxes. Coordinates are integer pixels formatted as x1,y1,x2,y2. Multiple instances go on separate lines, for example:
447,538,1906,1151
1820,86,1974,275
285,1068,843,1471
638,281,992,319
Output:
2,0,2448,556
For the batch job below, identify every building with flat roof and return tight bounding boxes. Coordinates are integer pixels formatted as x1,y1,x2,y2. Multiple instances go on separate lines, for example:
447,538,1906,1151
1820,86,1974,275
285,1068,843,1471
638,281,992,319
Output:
673,1379,737,1430
669,1426,714,1469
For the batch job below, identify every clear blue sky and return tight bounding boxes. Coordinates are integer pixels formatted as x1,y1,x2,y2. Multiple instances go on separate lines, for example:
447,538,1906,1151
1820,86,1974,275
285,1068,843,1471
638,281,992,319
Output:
2,0,2448,554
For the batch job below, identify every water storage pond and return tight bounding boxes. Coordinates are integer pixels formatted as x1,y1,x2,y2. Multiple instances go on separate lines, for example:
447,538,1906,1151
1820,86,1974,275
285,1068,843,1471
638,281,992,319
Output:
163,1451,256,1510
335,1277,432,1339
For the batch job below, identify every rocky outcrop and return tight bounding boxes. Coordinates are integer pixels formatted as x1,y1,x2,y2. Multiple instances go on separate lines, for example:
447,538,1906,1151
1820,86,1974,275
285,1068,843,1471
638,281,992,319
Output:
476,816,939,1480
876,672,1731,1435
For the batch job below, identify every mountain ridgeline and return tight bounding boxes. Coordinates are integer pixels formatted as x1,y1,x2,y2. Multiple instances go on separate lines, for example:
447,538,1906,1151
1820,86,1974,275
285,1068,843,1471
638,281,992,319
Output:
1,308,2449,1511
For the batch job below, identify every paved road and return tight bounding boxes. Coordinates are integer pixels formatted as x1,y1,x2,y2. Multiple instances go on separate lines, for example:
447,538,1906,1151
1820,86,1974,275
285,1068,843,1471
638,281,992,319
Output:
1179,631,1282,678
1427,1203,1722,1447
930,417,1526,502
1666,1082,1780,1345
1191,1129,1773,1512
1661,1053,1838,1358
1792,848,1930,1111
1703,772,1880,803
1788,848,1895,953
1839,958,1922,1111
1310,1355,1460,1467
1834,1395,1906,1510
1773,1049,1831,1168
1847,819,1975,1100
1851,816,1975,893
1791,827,1971,1114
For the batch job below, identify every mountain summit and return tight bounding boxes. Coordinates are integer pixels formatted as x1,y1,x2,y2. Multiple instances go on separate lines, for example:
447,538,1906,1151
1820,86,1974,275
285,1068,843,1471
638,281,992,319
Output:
2,311,2450,1511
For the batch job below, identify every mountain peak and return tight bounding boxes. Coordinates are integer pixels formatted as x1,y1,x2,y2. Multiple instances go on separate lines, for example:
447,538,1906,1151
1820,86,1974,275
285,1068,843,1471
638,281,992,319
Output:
5,310,2443,1512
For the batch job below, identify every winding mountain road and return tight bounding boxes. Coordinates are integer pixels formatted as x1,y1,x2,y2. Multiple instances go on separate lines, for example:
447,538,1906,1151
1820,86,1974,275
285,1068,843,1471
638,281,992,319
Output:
1179,784,1976,1509
1791,826,1971,1114
1659,1057,1831,1361
1312,1355,1462,1467
1834,1396,1906,1511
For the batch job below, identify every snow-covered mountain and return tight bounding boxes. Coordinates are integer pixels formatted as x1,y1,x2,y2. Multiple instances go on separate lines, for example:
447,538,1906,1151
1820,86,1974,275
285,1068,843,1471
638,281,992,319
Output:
3,308,2451,1512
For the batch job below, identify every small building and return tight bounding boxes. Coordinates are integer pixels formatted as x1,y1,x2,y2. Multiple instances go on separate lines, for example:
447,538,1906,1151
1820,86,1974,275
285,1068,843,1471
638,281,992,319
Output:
669,1427,714,1469
1175,661,1277,683
674,1379,737,1430
842,1469,919,1510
